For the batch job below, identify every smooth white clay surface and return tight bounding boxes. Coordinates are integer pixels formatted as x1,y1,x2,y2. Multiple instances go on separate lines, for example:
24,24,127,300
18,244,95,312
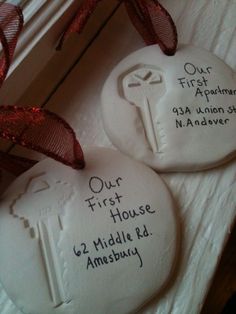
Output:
0,147,179,314
101,44,236,171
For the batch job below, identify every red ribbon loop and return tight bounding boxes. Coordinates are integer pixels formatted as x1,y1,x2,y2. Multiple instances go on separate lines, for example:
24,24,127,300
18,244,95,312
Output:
0,106,85,174
58,0,178,55
124,0,177,55
0,2,23,86
0,1,177,177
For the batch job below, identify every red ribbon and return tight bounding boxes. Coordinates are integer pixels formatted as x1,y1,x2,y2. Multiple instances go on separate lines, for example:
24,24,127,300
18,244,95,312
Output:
58,0,178,56
0,0,177,177
0,2,23,86
124,0,177,55
0,106,85,175
0,3,85,176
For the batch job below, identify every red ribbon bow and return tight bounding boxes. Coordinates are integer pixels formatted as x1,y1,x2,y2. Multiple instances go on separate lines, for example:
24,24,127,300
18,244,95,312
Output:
0,106,85,174
0,2,85,176
0,1,177,177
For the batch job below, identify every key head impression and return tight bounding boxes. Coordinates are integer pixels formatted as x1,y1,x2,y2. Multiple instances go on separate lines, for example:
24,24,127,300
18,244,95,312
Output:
121,65,165,106
10,174,74,230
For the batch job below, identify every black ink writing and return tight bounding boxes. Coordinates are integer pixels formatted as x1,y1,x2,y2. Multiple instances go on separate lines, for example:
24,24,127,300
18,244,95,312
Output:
195,86,236,102
184,62,212,76
85,192,123,212
73,243,89,257
86,247,143,270
172,106,191,116
110,204,156,224
135,224,152,239
89,176,122,193
172,104,234,129
175,117,230,128
176,62,236,103
73,226,154,270
93,231,133,251
196,106,225,114
178,76,208,89
227,105,236,114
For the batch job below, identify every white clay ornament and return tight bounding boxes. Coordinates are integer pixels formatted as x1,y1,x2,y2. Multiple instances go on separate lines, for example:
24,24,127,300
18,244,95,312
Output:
0,147,179,314
101,44,236,171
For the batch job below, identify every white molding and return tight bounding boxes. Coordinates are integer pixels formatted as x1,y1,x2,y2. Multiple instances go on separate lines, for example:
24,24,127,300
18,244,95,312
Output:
10,0,75,75
0,0,83,104
0,0,118,153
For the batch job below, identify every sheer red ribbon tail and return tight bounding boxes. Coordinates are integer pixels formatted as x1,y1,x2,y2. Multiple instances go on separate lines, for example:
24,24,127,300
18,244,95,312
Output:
0,106,85,176
0,2,24,86
57,0,101,50
124,0,177,55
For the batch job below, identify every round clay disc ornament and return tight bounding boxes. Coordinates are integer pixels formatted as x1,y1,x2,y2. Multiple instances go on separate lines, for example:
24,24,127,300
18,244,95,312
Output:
101,44,236,171
0,147,179,314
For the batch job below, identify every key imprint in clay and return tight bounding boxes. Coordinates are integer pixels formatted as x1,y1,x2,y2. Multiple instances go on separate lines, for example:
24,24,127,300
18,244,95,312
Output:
120,65,166,153
10,173,74,308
